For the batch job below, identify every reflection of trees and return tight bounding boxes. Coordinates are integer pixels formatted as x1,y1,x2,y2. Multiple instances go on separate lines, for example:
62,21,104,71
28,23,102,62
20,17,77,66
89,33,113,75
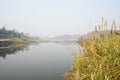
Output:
0,43,31,59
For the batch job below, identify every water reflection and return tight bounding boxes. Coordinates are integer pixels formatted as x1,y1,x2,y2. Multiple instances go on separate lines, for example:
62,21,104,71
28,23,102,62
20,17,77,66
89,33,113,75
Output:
0,43,31,59
0,42,78,59
0,42,79,80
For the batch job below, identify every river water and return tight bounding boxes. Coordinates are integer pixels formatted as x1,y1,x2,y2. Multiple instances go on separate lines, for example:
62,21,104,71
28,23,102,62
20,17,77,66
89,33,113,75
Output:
0,42,79,80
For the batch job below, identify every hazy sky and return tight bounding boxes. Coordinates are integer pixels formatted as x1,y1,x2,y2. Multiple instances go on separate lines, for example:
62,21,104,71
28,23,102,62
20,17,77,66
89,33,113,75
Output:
0,0,120,37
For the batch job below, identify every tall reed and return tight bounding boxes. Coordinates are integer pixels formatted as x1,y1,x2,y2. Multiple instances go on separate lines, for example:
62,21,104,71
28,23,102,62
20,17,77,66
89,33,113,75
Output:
62,17,120,80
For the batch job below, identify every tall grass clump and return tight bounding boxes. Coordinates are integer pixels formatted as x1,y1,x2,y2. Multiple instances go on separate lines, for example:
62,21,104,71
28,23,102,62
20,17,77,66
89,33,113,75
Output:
62,17,120,80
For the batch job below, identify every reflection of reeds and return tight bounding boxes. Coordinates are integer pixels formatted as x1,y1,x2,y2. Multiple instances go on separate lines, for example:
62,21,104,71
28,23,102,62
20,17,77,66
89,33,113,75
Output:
62,17,120,80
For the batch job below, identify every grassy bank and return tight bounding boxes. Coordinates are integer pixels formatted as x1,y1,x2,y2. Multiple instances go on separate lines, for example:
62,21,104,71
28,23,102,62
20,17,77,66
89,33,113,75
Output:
10,38,35,44
10,38,24,44
62,18,120,80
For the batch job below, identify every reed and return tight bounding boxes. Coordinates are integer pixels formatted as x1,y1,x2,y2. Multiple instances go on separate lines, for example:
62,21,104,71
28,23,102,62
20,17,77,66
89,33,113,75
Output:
62,17,120,80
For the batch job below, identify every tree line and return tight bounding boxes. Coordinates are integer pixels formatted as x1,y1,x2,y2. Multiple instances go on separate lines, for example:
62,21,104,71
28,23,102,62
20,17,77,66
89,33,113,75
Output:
0,27,28,38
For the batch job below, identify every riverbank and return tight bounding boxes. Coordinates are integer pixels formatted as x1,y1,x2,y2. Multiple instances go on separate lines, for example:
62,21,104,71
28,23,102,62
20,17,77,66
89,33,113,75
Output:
0,27,39,47
62,19,120,80
10,38,37,44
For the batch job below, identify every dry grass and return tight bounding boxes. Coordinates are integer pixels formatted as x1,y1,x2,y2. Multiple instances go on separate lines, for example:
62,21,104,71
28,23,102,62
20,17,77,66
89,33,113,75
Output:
62,17,120,80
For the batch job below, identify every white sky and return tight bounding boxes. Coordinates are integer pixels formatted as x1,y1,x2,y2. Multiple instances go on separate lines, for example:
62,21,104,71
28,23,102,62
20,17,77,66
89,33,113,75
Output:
0,0,120,37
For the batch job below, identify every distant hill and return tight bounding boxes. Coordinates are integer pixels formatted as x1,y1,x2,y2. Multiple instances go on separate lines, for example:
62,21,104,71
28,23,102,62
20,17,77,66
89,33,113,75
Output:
79,30,111,40
85,30,110,36
54,34,81,40
40,34,81,41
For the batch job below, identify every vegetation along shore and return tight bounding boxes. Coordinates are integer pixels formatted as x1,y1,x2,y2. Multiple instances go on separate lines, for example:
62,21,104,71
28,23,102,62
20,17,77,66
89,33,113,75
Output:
0,27,38,47
62,17,120,80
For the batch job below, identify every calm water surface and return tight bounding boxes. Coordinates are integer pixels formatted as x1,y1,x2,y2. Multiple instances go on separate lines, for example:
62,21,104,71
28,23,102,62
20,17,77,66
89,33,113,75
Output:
0,42,79,80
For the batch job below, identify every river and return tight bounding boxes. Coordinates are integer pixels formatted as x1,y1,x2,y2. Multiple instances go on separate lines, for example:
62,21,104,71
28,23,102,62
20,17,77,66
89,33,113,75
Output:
0,42,79,80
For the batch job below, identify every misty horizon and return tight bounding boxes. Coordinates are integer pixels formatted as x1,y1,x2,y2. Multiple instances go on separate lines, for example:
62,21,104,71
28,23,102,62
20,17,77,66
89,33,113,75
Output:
0,0,120,37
